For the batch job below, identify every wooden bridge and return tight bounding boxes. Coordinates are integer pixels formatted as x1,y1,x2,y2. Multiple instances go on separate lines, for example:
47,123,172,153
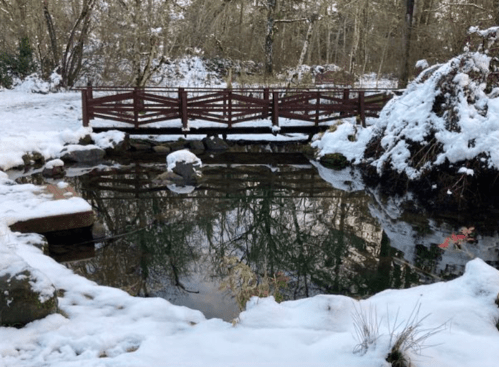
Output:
80,87,393,136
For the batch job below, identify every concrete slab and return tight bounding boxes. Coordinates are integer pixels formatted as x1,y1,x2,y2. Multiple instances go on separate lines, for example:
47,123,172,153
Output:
8,184,94,234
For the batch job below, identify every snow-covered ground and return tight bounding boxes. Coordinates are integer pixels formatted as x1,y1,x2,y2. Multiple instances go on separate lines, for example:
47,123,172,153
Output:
1,71,499,367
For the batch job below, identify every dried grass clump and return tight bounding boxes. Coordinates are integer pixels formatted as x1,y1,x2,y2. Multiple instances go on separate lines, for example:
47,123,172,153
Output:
352,303,382,355
386,302,447,367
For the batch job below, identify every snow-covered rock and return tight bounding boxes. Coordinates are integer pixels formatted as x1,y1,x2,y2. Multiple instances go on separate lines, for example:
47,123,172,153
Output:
60,144,106,163
0,250,58,327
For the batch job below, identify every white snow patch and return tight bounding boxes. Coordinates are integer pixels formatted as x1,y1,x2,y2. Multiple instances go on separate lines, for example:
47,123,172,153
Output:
166,149,202,172
44,159,64,169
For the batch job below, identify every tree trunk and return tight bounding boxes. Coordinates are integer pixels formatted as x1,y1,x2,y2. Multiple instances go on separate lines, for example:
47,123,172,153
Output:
265,0,277,76
399,0,415,89
61,0,96,87
42,0,59,70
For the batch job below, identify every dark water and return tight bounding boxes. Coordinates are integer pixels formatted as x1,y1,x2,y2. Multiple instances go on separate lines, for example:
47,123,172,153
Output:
11,147,499,321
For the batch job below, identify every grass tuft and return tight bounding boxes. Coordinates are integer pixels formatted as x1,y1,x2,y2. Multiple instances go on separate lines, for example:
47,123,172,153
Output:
352,303,382,355
386,301,447,366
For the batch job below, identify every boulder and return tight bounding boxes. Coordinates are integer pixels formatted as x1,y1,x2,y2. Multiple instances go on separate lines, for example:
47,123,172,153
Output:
0,253,58,327
78,134,94,146
154,171,186,185
172,161,200,185
168,140,188,152
42,165,65,178
202,136,229,151
188,140,205,154
60,145,105,163
153,145,171,154
165,150,202,186
320,153,349,170
129,141,152,151
42,159,65,178
22,152,45,166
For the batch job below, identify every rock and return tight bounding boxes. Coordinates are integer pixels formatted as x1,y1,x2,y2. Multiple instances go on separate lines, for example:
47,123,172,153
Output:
112,134,130,153
153,145,171,154
42,159,65,178
165,150,203,186
22,152,45,166
91,221,106,240
203,136,229,151
129,141,152,151
154,171,186,184
168,140,188,152
60,145,105,163
188,140,205,154
172,161,200,185
42,165,65,178
78,134,94,146
319,153,349,170
0,253,58,327
32,152,45,165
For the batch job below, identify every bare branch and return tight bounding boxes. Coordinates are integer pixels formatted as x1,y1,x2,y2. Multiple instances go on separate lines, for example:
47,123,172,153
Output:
274,17,308,24
427,3,488,12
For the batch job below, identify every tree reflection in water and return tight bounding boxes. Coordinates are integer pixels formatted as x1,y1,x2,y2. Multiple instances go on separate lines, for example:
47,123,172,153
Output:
55,161,491,320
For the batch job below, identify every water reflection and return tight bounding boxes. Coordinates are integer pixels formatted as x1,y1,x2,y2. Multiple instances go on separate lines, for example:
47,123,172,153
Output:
16,156,499,321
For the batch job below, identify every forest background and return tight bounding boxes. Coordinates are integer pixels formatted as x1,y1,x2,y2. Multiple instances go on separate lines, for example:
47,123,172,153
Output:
1,0,498,89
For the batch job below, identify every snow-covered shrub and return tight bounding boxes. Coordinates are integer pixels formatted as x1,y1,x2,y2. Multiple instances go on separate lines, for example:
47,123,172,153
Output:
361,26,499,208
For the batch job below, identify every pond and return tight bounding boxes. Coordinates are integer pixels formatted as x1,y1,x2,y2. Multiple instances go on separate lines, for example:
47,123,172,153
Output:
10,144,499,321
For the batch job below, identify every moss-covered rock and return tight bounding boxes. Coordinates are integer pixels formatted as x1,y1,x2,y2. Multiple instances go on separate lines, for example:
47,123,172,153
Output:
320,153,349,170
0,256,58,327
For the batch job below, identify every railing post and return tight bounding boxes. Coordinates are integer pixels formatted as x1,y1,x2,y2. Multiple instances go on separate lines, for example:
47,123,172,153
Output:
179,88,188,130
315,91,320,126
358,91,366,128
341,88,349,117
82,89,89,127
263,88,269,119
88,86,94,120
227,90,232,128
133,87,139,128
272,91,279,127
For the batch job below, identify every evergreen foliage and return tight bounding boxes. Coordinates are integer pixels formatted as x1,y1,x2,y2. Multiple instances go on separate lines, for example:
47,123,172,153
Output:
0,37,36,88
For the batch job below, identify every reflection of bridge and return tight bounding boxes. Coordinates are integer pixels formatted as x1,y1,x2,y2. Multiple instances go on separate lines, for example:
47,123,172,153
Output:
79,160,350,200
80,87,393,136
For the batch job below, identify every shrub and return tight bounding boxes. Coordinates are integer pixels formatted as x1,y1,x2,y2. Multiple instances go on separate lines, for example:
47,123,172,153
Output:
219,256,288,311
0,37,36,88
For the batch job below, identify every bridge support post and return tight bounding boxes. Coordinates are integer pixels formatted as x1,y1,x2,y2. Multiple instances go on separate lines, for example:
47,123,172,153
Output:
179,88,188,130
340,89,349,117
82,89,89,127
227,90,232,128
358,91,366,128
133,88,139,128
315,91,320,126
272,92,279,128
263,88,269,119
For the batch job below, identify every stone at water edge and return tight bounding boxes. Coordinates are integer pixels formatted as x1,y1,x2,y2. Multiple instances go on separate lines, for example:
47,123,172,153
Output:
202,136,229,151
42,159,66,178
188,140,205,155
164,149,203,186
153,145,171,154
172,161,201,185
60,145,105,163
0,254,58,327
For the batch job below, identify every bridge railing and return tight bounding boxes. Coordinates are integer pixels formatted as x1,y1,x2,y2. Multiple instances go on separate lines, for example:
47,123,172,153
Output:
80,87,393,131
